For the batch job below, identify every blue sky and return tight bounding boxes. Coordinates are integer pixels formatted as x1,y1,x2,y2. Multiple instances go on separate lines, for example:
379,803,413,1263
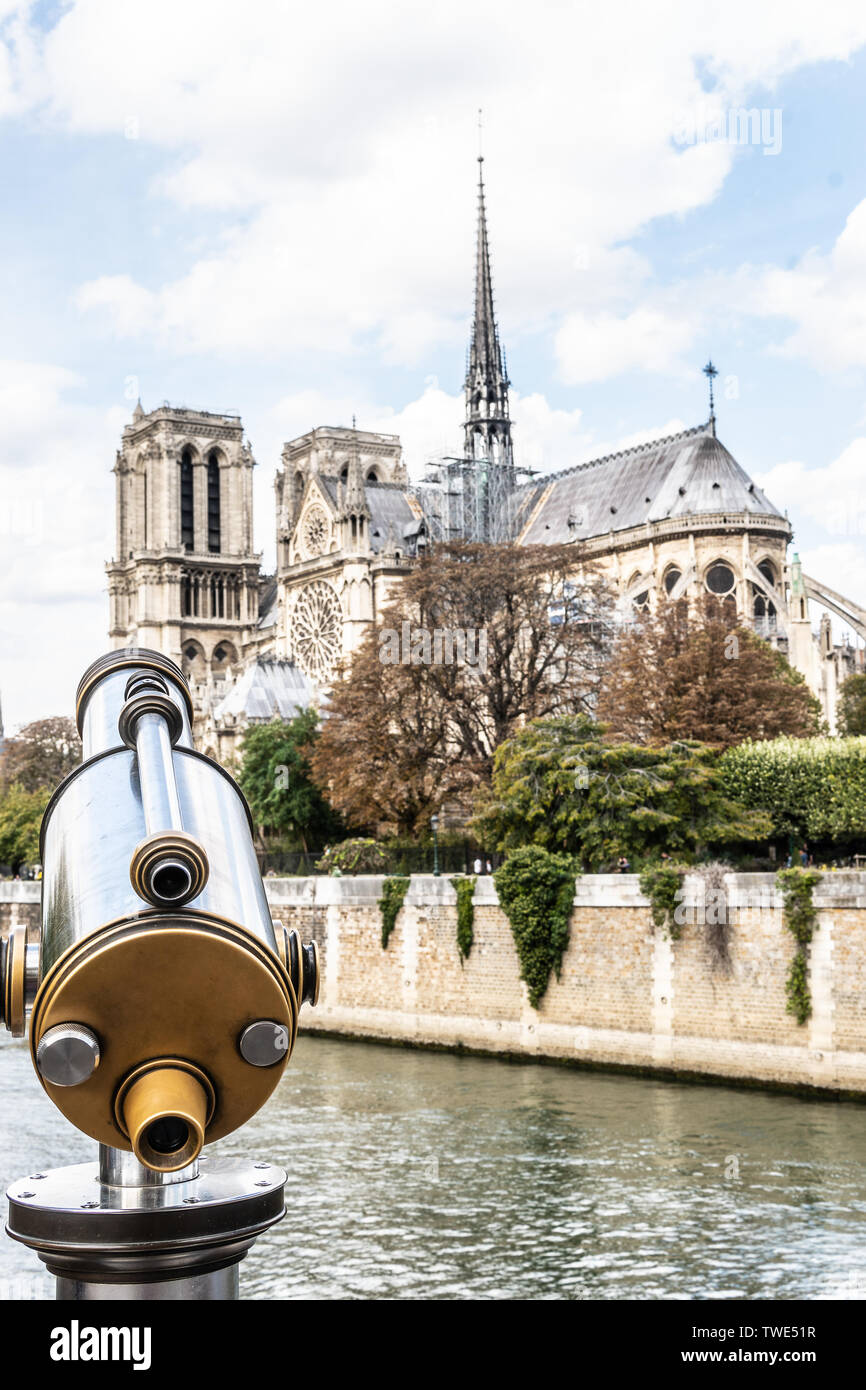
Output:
3,0,866,726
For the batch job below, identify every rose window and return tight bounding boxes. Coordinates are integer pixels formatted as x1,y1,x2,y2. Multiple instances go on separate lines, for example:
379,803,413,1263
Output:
302,506,329,558
290,580,342,681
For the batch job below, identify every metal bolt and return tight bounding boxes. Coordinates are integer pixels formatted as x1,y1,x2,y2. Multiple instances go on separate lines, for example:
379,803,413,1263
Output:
183,1196,201,1205
238,1020,289,1067
80,1200,99,1209
36,1023,100,1087
19,1190,35,1199
29,1173,46,1180
254,1162,269,1170
254,1180,270,1187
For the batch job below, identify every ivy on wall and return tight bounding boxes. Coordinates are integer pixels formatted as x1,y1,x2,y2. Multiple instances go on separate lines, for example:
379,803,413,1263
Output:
379,875,410,949
639,863,686,940
777,867,822,1025
493,847,578,1008
451,876,477,960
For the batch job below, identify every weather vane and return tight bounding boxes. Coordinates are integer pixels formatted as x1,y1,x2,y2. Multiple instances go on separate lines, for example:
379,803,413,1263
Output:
703,360,718,432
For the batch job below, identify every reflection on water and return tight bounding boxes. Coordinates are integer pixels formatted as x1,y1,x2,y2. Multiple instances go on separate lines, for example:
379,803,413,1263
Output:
2,1032,866,1300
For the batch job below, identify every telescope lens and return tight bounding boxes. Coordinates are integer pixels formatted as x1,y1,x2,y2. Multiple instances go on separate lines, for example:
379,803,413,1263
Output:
149,860,193,903
145,1116,190,1155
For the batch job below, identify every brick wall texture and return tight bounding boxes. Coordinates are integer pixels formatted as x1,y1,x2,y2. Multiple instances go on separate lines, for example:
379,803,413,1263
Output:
6,872,866,1094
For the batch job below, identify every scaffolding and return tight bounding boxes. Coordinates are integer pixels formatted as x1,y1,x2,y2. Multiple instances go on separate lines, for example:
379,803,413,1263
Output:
416,453,536,545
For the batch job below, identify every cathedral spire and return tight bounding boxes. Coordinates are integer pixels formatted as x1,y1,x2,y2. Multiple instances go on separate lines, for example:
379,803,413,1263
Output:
462,138,515,539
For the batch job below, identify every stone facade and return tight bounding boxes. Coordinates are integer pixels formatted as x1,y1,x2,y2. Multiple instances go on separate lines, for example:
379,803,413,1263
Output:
106,403,262,746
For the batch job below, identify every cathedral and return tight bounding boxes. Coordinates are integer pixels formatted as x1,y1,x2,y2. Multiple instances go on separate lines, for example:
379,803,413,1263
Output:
107,156,864,760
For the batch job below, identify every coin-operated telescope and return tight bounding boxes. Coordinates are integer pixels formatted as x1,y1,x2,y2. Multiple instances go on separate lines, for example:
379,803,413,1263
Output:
3,649,319,1300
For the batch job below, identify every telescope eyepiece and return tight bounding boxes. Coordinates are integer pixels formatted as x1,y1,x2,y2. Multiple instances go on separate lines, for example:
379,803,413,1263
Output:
119,1062,212,1173
148,858,194,904
145,1116,191,1156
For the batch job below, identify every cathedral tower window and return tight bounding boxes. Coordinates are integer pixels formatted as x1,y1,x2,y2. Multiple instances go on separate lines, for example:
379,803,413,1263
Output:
207,453,221,553
180,449,194,551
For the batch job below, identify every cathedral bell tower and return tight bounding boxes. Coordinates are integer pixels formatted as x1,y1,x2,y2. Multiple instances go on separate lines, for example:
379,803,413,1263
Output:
106,403,262,719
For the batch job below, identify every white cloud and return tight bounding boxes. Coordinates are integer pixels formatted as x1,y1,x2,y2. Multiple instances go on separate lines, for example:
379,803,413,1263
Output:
799,543,866,607
0,0,855,362
0,360,125,728
755,438,866,541
556,307,699,384
758,201,866,371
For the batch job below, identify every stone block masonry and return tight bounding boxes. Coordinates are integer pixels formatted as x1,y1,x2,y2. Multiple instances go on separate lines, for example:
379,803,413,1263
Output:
5,872,866,1096
266,872,866,1096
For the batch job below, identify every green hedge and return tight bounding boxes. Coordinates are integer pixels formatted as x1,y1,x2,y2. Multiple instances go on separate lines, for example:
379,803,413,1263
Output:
720,736,866,840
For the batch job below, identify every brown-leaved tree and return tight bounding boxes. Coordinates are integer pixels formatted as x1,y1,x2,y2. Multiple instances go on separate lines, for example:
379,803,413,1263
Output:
312,542,612,833
597,596,822,749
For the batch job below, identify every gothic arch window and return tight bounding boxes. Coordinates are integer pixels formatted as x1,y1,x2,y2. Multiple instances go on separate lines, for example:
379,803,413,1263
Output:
366,469,379,483
752,560,777,626
340,465,349,483
628,572,649,611
662,565,682,596
210,573,225,618
207,452,221,553
182,640,206,685
211,641,237,679
180,449,194,551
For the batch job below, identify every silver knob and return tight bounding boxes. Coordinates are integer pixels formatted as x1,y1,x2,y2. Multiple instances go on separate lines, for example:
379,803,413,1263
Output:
36,1024,101,1087
238,1020,289,1067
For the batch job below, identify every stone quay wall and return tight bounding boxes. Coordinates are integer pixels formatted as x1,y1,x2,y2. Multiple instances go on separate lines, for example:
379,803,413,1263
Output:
5,872,866,1096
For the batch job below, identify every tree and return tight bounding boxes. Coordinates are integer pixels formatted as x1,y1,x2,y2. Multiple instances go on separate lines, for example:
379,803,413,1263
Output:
597,596,823,750
472,715,771,868
0,717,81,793
0,784,50,870
312,542,613,833
837,674,866,736
719,734,866,844
236,711,343,850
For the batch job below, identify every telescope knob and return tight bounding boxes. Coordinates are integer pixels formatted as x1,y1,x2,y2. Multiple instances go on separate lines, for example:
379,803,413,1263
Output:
281,927,320,1008
1,924,28,1038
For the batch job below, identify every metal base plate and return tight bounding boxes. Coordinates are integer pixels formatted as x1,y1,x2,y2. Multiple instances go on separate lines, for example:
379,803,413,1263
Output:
6,1155,286,1286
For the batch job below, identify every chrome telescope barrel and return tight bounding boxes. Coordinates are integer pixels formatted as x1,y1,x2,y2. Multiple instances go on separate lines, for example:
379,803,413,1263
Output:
2,647,320,1175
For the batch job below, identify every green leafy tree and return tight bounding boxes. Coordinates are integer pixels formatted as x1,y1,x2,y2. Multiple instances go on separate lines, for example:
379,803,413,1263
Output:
0,784,50,869
237,712,343,850
837,675,866,736
719,735,866,843
473,716,770,869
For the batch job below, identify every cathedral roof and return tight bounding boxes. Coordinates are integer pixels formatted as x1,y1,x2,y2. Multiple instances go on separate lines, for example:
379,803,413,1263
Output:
212,658,313,723
365,483,423,552
257,576,278,629
316,477,422,553
514,423,787,546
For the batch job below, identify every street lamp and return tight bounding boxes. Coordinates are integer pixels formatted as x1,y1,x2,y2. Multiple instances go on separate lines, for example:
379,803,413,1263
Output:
431,813,440,877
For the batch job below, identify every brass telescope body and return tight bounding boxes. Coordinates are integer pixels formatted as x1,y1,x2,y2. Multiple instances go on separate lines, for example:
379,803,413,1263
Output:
13,649,318,1173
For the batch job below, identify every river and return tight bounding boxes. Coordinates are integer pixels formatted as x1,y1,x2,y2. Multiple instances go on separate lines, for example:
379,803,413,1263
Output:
2,1033,865,1300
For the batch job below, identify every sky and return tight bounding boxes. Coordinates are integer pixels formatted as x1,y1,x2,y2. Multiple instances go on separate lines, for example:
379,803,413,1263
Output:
3,0,866,728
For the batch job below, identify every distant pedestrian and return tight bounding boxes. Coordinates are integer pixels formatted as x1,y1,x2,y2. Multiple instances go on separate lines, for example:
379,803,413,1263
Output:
473,857,483,875
485,859,493,874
